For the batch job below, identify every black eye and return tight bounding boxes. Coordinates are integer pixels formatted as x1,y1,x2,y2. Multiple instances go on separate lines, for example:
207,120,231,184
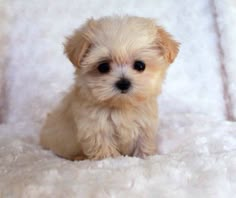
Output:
134,60,145,72
97,62,110,74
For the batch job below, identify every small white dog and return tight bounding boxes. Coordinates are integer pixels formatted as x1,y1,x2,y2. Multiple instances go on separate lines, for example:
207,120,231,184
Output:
40,16,179,160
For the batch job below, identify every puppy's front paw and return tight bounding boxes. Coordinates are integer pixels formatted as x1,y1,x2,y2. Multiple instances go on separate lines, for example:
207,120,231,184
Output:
73,154,87,161
91,149,121,160
133,146,157,159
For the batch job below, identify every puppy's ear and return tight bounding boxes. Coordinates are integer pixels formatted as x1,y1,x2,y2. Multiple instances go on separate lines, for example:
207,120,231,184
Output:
157,27,179,64
64,29,91,67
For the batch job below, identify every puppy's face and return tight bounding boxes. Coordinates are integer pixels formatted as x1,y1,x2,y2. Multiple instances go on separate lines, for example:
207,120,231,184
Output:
65,16,179,107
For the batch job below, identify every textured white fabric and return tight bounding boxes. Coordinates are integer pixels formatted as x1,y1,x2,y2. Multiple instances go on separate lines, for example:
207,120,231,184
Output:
214,0,236,118
0,115,236,197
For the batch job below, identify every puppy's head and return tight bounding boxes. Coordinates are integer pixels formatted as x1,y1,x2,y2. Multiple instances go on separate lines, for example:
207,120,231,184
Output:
64,16,179,107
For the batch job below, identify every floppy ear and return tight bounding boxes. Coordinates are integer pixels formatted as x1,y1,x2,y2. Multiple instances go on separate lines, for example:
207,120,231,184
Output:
64,29,91,67
157,27,180,64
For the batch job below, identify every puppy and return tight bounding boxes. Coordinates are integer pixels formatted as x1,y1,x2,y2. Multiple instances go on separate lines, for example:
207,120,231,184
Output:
40,16,179,160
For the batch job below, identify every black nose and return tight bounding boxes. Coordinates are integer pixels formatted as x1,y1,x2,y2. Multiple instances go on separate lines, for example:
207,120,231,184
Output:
115,78,131,93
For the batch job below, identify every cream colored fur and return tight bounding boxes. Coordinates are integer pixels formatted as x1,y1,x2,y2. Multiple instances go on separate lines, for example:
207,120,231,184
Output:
40,16,179,160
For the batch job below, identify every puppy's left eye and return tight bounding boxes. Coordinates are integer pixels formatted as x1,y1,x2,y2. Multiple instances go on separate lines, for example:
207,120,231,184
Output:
133,60,145,72
97,62,110,74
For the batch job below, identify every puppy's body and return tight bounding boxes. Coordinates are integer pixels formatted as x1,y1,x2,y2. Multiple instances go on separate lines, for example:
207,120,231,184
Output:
41,88,158,160
40,16,179,160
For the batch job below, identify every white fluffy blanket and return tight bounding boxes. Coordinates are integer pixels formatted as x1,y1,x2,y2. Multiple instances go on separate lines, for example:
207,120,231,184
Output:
1,0,236,197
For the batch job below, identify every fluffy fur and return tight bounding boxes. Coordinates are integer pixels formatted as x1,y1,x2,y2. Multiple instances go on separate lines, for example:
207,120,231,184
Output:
40,16,179,160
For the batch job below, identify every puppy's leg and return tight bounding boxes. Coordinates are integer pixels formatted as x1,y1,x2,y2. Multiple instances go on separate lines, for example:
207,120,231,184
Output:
73,153,87,161
40,97,82,160
133,128,157,158
79,133,121,160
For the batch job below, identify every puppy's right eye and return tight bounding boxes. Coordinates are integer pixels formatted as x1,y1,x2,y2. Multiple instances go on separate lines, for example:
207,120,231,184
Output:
97,62,110,74
133,60,145,72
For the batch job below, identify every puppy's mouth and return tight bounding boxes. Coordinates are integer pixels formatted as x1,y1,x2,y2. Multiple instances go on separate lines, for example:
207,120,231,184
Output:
120,90,129,94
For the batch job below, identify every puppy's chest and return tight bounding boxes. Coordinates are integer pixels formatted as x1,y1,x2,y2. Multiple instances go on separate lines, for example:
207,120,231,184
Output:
109,109,143,139
75,105,147,139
